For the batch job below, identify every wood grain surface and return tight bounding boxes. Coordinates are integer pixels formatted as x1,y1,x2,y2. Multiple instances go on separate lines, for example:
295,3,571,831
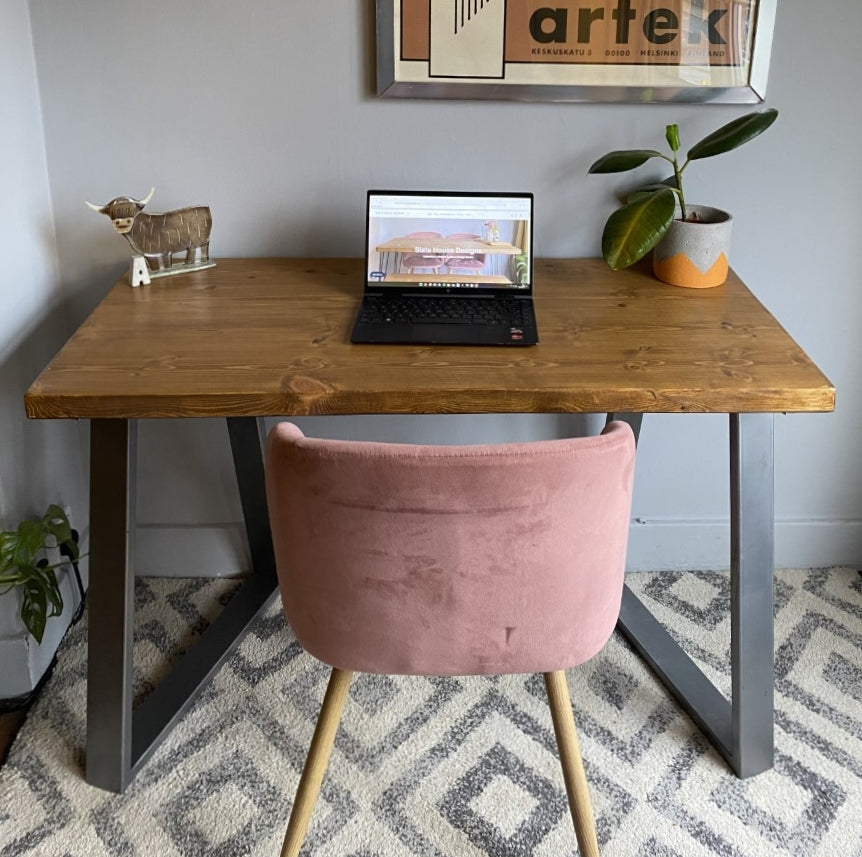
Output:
25,258,835,419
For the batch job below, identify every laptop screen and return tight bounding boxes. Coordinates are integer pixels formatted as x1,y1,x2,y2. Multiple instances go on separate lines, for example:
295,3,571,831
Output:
365,191,533,293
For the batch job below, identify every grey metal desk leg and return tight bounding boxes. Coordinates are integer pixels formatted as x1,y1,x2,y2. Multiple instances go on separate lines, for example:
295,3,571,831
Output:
227,417,277,579
128,417,277,778
730,412,775,777
606,412,643,442
86,416,278,793
613,411,775,779
86,419,137,792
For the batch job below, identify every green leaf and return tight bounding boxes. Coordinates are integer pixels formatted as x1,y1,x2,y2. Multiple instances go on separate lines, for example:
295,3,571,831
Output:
626,178,679,203
63,538,80,563
21,577,48,642
588,149,665,174
16,520,42,562
601,188,677,269
0,504,79,642
45,576,63,616
43,504,72,546
18,564,62,642
687,108,778,161
665,124,680,152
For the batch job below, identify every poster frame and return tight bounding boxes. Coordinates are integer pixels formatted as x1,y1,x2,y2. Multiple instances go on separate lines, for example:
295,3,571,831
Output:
376,0,776,103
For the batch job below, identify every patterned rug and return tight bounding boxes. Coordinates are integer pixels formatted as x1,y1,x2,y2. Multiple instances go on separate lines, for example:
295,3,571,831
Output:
1,568,861,857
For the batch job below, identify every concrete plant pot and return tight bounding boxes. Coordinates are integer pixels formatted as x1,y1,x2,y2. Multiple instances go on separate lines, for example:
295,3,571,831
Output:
653,205,733,289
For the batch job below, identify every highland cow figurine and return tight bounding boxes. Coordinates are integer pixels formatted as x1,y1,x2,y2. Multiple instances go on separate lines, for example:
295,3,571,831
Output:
86,188,213,277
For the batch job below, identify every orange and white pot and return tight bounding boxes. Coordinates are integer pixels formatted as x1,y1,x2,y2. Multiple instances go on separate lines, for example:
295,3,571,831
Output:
653,205,733,289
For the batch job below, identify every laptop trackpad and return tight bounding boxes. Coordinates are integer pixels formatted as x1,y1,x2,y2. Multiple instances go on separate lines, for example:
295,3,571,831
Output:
410,324,479,343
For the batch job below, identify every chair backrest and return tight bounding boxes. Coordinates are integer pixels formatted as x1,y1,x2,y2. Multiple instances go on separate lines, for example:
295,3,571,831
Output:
265,422,635,677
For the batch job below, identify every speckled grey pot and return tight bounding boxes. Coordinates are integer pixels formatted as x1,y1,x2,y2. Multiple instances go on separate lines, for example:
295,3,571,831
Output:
653,205,733,288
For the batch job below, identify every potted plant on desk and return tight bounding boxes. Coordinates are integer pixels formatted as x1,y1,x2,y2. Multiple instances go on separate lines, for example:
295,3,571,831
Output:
588,108,778,288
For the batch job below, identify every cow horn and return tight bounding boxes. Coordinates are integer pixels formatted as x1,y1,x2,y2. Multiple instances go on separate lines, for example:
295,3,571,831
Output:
85,200,104,212
140,187,155,205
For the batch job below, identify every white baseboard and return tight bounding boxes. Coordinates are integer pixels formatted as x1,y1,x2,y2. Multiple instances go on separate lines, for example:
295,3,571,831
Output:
132,519,862,577
626,517,862,571
134,524,250,577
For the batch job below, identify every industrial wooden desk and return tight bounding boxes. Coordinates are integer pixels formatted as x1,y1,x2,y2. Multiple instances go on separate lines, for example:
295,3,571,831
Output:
25,257,834,792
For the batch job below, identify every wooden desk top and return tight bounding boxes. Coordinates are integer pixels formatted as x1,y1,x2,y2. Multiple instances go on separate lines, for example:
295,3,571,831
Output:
25,258,835,419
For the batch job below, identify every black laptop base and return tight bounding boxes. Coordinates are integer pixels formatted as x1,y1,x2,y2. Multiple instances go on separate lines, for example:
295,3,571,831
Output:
350,294,538,346
351,320,537,346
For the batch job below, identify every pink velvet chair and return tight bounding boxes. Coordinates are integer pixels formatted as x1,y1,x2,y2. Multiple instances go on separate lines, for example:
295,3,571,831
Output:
400,231,447,274
445,232,486,274
265,421,636,857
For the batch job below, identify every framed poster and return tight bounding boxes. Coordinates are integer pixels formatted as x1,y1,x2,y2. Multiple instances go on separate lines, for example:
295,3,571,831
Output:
377,0,776,103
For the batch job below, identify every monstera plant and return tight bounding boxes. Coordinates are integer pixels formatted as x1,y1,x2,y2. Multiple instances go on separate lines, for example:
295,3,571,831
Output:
588,108,779,271
0,505,83,643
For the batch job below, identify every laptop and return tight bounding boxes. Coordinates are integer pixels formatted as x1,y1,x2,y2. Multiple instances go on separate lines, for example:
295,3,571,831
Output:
351,190,538,345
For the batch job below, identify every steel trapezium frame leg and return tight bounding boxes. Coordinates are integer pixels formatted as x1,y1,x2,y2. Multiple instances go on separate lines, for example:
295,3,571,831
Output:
86,419,137,792
86,417,278,792
609,411,775,778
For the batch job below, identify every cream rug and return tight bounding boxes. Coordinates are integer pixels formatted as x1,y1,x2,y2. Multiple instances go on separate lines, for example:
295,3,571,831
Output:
1,567,861,856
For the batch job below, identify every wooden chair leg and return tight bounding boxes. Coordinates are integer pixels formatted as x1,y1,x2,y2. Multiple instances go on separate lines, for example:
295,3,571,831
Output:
281,667,354,857
544,670,600,857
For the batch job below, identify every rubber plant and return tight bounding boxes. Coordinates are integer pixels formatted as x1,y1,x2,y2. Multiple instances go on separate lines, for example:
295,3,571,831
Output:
588,108,779,270
0,505,83,643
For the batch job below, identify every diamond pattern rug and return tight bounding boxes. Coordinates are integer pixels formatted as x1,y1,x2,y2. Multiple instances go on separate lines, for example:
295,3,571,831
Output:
1,568,861,856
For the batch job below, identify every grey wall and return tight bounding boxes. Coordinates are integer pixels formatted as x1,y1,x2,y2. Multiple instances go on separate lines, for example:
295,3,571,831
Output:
1,0,89,695
13,0,862,576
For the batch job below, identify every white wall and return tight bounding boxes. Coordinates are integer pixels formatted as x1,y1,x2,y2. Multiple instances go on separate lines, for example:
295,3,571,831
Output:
22,0,862,574
0,0,89,696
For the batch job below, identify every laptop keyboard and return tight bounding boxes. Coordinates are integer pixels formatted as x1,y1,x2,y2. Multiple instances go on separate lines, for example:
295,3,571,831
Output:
360,296,528,326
